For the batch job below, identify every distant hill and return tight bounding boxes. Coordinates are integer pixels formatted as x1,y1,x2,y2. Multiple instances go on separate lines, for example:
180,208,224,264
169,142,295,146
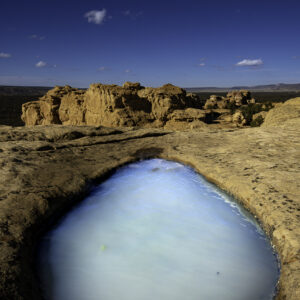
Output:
185,83,300,93
1,83,300,96
0,85,52,96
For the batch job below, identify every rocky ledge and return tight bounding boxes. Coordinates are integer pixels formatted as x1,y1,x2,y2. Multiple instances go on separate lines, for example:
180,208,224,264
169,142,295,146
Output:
1,98,300,300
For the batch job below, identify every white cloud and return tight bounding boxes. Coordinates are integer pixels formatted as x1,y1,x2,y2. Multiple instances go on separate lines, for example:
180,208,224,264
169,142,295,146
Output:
236,59,263,67
84,9,106,25
36,61,47,68
0,52,11,58
198,63,205,67
125,69,131,73
29,34,45,40
98,66,108,71
122,10,143,19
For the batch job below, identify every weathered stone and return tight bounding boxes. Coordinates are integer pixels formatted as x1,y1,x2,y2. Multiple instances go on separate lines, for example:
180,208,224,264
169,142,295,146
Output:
21,85,265,129
164,108,207,130
0,120,300,299
203,90,254,118
227,90,251,106
122,81,143,90
204,95,224,109
21,83,203,130
232,110,247,126
262,97,300,127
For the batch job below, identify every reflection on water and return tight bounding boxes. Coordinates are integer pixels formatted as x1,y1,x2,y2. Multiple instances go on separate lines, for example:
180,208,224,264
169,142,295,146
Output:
38,159,279,300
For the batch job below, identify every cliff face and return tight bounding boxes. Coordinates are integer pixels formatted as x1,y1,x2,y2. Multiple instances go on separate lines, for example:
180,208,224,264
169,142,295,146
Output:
21,82,206,129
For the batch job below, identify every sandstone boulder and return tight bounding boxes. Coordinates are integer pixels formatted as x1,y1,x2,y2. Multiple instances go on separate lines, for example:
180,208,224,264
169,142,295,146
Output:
232,110,247,126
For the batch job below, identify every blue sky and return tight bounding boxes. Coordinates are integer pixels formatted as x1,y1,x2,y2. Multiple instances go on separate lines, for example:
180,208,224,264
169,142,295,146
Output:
0,0,299,87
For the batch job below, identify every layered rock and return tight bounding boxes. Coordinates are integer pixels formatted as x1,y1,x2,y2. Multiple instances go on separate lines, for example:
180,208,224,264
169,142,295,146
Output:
21,82,206,129
22,84,277,129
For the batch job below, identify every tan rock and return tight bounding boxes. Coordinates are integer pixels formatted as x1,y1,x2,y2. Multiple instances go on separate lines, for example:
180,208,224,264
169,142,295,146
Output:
0,122,300,299
227,90,251,106
204,95,223,109
232,110,247,126
203,90,254,114
262,97,300,127
164,108,207,130
21,83,200,129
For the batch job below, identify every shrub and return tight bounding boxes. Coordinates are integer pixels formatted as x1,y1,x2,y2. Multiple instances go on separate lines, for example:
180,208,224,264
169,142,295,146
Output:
250,115,264,127
227,102,237,114
239,103,264,124
262,102,274,111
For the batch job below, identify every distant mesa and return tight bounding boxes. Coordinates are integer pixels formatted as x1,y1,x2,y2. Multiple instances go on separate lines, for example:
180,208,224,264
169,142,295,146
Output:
21,82,278,129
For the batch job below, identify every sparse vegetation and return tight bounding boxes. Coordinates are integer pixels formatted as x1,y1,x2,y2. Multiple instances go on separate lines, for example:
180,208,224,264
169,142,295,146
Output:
227,102,237,114
240,103,266,124
250,115,264,127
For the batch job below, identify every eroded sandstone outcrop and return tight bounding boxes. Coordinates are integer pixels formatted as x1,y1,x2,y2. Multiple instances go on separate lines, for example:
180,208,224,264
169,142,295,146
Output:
21,82,206,129
262,97,300,127
22,83,265,130
203,90,255,110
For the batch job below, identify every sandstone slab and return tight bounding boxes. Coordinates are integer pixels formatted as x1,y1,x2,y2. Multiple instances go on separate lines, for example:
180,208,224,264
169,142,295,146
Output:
0,123,299,299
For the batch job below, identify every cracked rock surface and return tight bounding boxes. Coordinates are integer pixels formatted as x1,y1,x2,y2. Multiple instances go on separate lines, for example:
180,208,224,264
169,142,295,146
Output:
0,123,299,299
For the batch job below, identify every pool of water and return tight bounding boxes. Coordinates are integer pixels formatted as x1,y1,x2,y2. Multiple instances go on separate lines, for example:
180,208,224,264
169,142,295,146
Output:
38,159,279,300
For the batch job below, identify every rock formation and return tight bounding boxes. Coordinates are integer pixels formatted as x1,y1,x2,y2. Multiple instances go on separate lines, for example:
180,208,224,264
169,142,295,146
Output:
21,82,206,130
22,83,263,129
262,97,300,127
204,90,255,109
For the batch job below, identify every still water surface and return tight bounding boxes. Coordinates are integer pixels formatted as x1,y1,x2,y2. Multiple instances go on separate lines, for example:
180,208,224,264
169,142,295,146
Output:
38,159,279,300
